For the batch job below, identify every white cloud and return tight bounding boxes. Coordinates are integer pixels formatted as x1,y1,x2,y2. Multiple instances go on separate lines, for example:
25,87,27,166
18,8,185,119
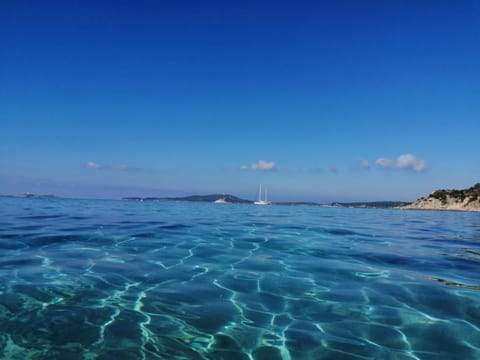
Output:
375,158,393,168
85,161,138,171
241,160,276,171
252,160,276,170
86,161,101,169
396,154,426,172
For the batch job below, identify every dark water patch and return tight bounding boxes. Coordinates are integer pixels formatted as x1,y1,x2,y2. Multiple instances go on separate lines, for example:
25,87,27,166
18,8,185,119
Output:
272,313,293,327
0,232,30,240
12,284,58,303
364,283,416,308
12,224,45,231
68,215,92,220
252,346,282,360
286,332,323,358
28,234,90,247
0,256,43,267
13,306,100,347
255,292,285,313
359,252,421,268
282,224,308,231
197,221,218,226
367,306,404,327
407,283,470,319
459,248,480,261
0,293,25,314
287,298,329,320
160,224,191,230
84,272,132,290
187,301,237,333
325,228,362,236
431,237,480,248
210,333,243,352
209,349,250,360
130,232,157,239
242,308,272,327
445,254,480,272
0,239,27,250
17,214,65,220
404,321,478,359
261,274,313,298
217,276,258,294
96,349,144,360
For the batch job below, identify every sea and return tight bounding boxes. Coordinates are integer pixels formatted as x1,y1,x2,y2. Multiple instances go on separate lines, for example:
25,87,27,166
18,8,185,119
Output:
0,197,479,360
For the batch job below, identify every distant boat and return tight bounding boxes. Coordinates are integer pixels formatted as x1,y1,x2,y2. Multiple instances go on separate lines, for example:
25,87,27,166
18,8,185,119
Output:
254,185,271,205
214,195,229,204
214,198,228,204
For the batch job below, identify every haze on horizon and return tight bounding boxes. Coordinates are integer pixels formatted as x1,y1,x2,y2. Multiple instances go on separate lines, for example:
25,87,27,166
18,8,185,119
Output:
1,1,479,202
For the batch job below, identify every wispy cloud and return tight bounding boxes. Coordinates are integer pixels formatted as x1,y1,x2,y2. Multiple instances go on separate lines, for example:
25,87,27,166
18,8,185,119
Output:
396,153,426,172
375,158,393,168
85,161,139,171
241,160,276,171
86,161,101,169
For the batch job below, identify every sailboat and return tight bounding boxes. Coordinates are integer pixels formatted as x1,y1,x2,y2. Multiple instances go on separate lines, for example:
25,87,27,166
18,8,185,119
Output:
254,184,271,205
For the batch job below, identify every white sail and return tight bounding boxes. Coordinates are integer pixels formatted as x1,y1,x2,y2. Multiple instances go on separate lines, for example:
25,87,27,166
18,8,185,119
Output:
254,184,271,205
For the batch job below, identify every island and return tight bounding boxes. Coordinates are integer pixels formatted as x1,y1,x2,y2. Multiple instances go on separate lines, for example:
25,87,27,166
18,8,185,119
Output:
401,183,480,212
0,192,60,199
122,194,253,204
122,195,408,208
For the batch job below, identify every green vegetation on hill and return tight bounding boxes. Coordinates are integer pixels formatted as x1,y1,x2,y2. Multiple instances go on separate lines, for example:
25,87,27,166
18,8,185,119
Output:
429,183,480,203
336,201,409,208
123,194,252,203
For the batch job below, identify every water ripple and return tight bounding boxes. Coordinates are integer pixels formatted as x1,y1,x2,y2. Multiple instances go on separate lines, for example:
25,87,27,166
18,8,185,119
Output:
0,198,479,359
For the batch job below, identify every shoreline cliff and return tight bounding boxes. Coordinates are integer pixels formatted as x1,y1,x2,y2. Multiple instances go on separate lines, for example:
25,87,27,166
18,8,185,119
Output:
402,183,480,212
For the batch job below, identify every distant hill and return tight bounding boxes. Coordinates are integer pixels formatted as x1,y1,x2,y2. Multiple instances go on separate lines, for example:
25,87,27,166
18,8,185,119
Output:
123,194,252,204
0,193,60,199
402,183,480,211
334,201,409,208
123,195,409,208
276,201,407,208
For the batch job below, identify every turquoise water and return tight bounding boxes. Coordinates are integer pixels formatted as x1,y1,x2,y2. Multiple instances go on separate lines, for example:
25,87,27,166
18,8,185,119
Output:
1,198,479,359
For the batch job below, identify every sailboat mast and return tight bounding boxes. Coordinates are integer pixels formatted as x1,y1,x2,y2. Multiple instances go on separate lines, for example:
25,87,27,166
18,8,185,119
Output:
258,184,262,201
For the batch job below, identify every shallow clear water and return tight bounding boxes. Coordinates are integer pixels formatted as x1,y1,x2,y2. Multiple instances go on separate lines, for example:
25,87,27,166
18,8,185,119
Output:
1,198,479,359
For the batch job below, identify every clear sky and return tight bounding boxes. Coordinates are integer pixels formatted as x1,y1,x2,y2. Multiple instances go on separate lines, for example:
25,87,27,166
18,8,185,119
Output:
1,0,479,202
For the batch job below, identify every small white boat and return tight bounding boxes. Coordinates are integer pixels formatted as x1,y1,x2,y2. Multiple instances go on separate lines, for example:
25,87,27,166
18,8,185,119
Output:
254,184,271,205
214,197,228,204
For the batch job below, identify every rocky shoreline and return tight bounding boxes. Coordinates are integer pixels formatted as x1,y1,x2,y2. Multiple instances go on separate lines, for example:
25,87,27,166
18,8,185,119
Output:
401,183,480,212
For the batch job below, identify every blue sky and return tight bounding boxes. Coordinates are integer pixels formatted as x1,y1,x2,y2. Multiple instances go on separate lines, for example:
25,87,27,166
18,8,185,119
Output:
1,0,479,201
